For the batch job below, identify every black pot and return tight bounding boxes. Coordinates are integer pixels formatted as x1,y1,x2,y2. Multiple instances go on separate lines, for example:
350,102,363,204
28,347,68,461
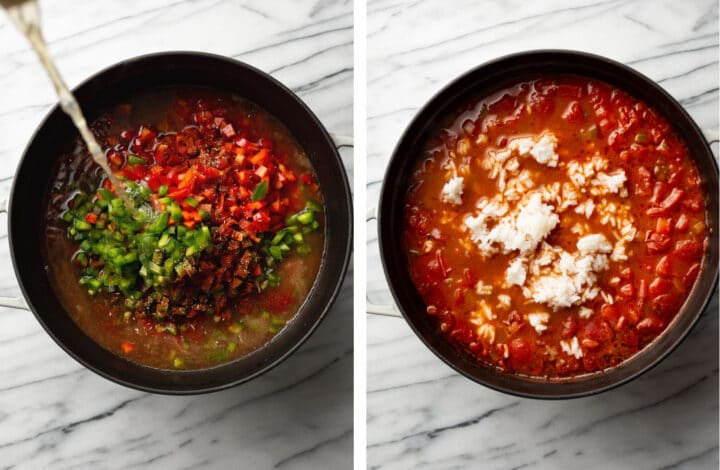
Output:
378,50,719,399
5,52,352,394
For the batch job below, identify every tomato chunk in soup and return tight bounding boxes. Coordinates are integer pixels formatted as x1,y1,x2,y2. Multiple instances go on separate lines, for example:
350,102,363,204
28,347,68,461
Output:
403,77,709,377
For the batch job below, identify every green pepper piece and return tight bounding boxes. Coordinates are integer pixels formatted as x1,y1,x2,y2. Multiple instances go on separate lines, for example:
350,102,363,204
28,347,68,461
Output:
269,246,283,260
158,185,169,196
251,180,269,201
297,210,314,225
169,204,182,223
128,155,147,165
75,220,92,231
270,230,286,245
147,212,169,234
305,200,322,212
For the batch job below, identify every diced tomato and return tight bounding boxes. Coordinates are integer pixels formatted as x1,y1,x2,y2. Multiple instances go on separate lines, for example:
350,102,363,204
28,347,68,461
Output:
600,303,621,327
560,315,577,338
655,255,672,276
648,277,671,297
674,239,703,259
652,294,680,318
137,126,156,145
107,149,124,168
674,214,689,232
221,123,235,138
583,319,613,344
635,166,652,195
509,337,535,368
684,263,701,289
167,187,191,201
122,165,147,180
85,213,98,224
637,317,664,334
637,279,648,301
527,91,554,115
119,129,135,141
561,101,584,122
177,167,198,190
120,342,134,354
655,218,671,235
650,182,668,205
462,268,476,289
645,231,671,254
255,165,268,179
453,288,465,306
250,210,270,232
618,328,639,348
625,304,640,325
681,194,703,212
648,188,684,216
258,137,274,150
619,283,635,298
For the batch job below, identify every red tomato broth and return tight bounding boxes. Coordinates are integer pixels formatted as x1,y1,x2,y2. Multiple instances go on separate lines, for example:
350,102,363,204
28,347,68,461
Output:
403,77,709,378
44,87,324,369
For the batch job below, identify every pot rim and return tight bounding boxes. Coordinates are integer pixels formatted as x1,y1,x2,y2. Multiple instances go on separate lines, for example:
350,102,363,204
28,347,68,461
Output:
378,49,719,399
8,51,353,395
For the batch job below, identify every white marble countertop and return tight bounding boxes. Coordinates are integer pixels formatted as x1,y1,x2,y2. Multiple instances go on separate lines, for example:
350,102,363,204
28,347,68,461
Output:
367,0,718,468
0,0,352,468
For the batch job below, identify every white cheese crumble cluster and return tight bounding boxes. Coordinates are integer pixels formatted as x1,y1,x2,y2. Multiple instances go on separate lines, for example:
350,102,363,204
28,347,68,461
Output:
445,132,637,351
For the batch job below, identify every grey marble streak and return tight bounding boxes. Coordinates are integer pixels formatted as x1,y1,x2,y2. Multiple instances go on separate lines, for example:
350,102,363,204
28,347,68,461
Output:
0,0,352,468
367,0,718,469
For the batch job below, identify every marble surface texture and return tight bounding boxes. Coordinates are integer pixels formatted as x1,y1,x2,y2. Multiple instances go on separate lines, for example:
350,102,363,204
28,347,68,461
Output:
367,0,718,469
0,0,352,468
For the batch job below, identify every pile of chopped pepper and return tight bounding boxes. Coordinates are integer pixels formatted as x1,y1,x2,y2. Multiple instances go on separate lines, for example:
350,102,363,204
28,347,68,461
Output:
62,99,323,332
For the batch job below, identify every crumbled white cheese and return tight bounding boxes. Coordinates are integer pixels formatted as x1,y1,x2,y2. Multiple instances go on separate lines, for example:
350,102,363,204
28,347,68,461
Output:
578,307,594,319
441,176,464,205
560,336,583,359
506,257,527,286
527,312,549,334
592,170,627,194
577,234,613,255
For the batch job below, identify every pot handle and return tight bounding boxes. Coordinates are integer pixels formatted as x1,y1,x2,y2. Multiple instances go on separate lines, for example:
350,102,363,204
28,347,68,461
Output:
703,128,719,143
366,204,401,317
0,196,30,311
330,134,353,148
